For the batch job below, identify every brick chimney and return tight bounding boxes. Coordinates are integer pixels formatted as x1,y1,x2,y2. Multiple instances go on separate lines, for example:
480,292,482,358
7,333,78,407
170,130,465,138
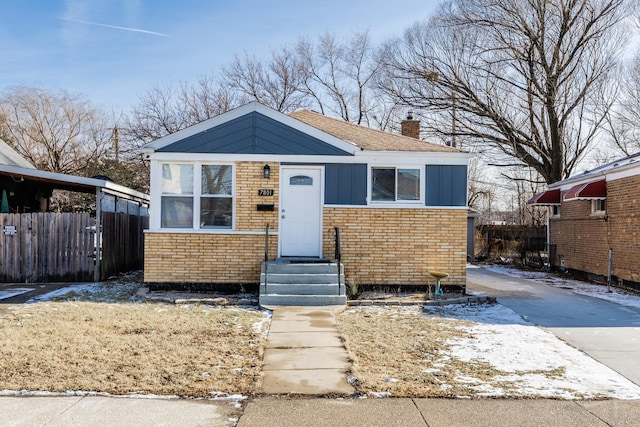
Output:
401,111,420,139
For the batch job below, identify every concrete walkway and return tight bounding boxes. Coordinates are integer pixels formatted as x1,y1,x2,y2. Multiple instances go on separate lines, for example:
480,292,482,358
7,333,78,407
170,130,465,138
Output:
261,306,354,395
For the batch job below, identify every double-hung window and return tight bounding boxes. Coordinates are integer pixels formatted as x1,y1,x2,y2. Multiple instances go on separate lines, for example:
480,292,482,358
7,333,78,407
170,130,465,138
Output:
161,164,194,228
160,163,234,229
200,165,233,228
371,167,421,202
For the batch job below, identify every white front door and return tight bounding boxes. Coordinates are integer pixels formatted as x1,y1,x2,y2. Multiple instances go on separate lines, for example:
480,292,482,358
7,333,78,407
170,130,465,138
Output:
280,167,323,257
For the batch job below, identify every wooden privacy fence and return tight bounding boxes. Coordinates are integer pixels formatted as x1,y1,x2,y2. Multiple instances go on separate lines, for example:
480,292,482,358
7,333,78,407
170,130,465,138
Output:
0,212,148,283
0,213,95,282
100,212,148,280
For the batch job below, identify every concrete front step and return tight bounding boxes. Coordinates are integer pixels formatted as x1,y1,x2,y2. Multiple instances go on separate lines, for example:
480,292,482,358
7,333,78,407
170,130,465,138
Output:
260,260,347,307
261,273,344,285
259,294,347,306
261,283,346,296
264,262,341,275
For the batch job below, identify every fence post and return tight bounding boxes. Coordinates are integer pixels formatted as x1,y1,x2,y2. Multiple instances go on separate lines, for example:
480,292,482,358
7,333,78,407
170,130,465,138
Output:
94,189,102,282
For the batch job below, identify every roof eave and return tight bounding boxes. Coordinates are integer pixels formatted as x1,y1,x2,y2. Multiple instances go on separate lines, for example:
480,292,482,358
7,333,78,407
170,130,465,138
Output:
0,165,149,202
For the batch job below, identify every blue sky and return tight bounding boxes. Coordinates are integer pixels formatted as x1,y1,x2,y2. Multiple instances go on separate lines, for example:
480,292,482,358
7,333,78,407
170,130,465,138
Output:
0,0,440,111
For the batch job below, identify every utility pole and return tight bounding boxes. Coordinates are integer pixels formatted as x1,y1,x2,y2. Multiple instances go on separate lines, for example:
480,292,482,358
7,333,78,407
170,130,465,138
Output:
451,92,457,148
112,127,120,164
113,127,120,164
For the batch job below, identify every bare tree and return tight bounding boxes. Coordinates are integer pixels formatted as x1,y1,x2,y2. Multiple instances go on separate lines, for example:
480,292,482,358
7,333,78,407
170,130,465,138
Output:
380,0,631,184
0,87,111,175
605,54,640,156
125,76,239,147
297,31,383,125
221,47,309,113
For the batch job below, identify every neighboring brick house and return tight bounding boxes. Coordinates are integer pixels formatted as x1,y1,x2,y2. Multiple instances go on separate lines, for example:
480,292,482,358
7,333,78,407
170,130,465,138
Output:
141,102,471,295
528,152,640,288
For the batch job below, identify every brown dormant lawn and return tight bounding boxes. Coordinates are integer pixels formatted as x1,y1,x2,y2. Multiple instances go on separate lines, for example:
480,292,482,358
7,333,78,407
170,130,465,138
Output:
4,282,634,400
336,306,480,397
335,305,570,398
0,301,269,398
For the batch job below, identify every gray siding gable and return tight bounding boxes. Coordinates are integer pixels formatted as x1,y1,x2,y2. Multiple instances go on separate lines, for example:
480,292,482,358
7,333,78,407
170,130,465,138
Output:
157,111,352,156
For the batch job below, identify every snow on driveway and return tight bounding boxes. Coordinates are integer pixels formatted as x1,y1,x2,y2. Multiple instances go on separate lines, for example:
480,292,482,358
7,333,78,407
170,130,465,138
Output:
483,264,640,310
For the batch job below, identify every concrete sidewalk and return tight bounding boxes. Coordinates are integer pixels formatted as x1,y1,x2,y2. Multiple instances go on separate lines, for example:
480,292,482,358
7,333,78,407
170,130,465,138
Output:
4,395,639,426
0,395,243,427
261,306,354,395
238,397,640,427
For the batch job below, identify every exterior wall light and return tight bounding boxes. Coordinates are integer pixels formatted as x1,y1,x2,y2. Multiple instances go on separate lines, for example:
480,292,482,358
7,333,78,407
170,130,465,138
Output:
263,164,271,179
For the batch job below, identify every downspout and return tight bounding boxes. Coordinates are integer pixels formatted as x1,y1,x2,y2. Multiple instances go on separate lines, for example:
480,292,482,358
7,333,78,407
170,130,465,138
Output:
602,171,611,292
94,188,103,282
546,205,551,268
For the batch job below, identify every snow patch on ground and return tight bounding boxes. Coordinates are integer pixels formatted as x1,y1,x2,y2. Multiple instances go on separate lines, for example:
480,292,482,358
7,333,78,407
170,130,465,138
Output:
27,284,97,302
424,303,640,399
0,288,34,300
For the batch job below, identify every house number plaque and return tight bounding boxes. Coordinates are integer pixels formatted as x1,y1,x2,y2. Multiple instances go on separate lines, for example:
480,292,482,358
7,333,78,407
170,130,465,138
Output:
258,189,274,196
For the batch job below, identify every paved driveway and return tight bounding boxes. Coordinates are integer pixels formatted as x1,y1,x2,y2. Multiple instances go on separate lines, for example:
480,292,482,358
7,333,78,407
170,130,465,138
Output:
467,266,640,386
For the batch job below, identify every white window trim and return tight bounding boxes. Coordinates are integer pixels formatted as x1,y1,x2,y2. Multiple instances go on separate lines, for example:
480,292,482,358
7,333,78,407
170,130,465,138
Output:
550,205,561,218
368,165,425,206
591,199,606,216
160,163,195,229
196,163,235,230
155,161,235,231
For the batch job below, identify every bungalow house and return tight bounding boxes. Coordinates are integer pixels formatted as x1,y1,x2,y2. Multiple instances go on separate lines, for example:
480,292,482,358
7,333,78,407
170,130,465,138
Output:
528,152,640,289
141,102,471,304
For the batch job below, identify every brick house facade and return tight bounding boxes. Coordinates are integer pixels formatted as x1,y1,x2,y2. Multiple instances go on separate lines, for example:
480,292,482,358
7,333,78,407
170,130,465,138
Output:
142,103,471,290
529,153,640,287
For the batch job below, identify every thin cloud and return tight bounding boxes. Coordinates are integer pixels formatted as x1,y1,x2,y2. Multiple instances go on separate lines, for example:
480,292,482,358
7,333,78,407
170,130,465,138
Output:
62,18,170,37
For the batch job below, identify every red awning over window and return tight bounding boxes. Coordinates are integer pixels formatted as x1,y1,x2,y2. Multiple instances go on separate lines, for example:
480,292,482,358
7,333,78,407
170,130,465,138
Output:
563,179,606,201
527,189,561,205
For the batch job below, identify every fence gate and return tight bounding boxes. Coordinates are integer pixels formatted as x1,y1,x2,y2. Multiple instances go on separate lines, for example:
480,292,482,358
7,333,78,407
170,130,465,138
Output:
0,213,95,282
100,212,148,280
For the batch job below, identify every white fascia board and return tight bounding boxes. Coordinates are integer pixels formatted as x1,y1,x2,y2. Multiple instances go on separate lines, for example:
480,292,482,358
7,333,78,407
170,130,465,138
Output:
147,151,472,165
355,150,472,165
101,181,150,202
548,174,603,191
602,163,640,183
0,164,97,187
549,160,640,190
140,101,358,155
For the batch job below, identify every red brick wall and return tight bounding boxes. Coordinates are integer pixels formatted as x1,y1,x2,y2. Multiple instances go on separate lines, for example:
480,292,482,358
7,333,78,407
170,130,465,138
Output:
550,174,640,283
